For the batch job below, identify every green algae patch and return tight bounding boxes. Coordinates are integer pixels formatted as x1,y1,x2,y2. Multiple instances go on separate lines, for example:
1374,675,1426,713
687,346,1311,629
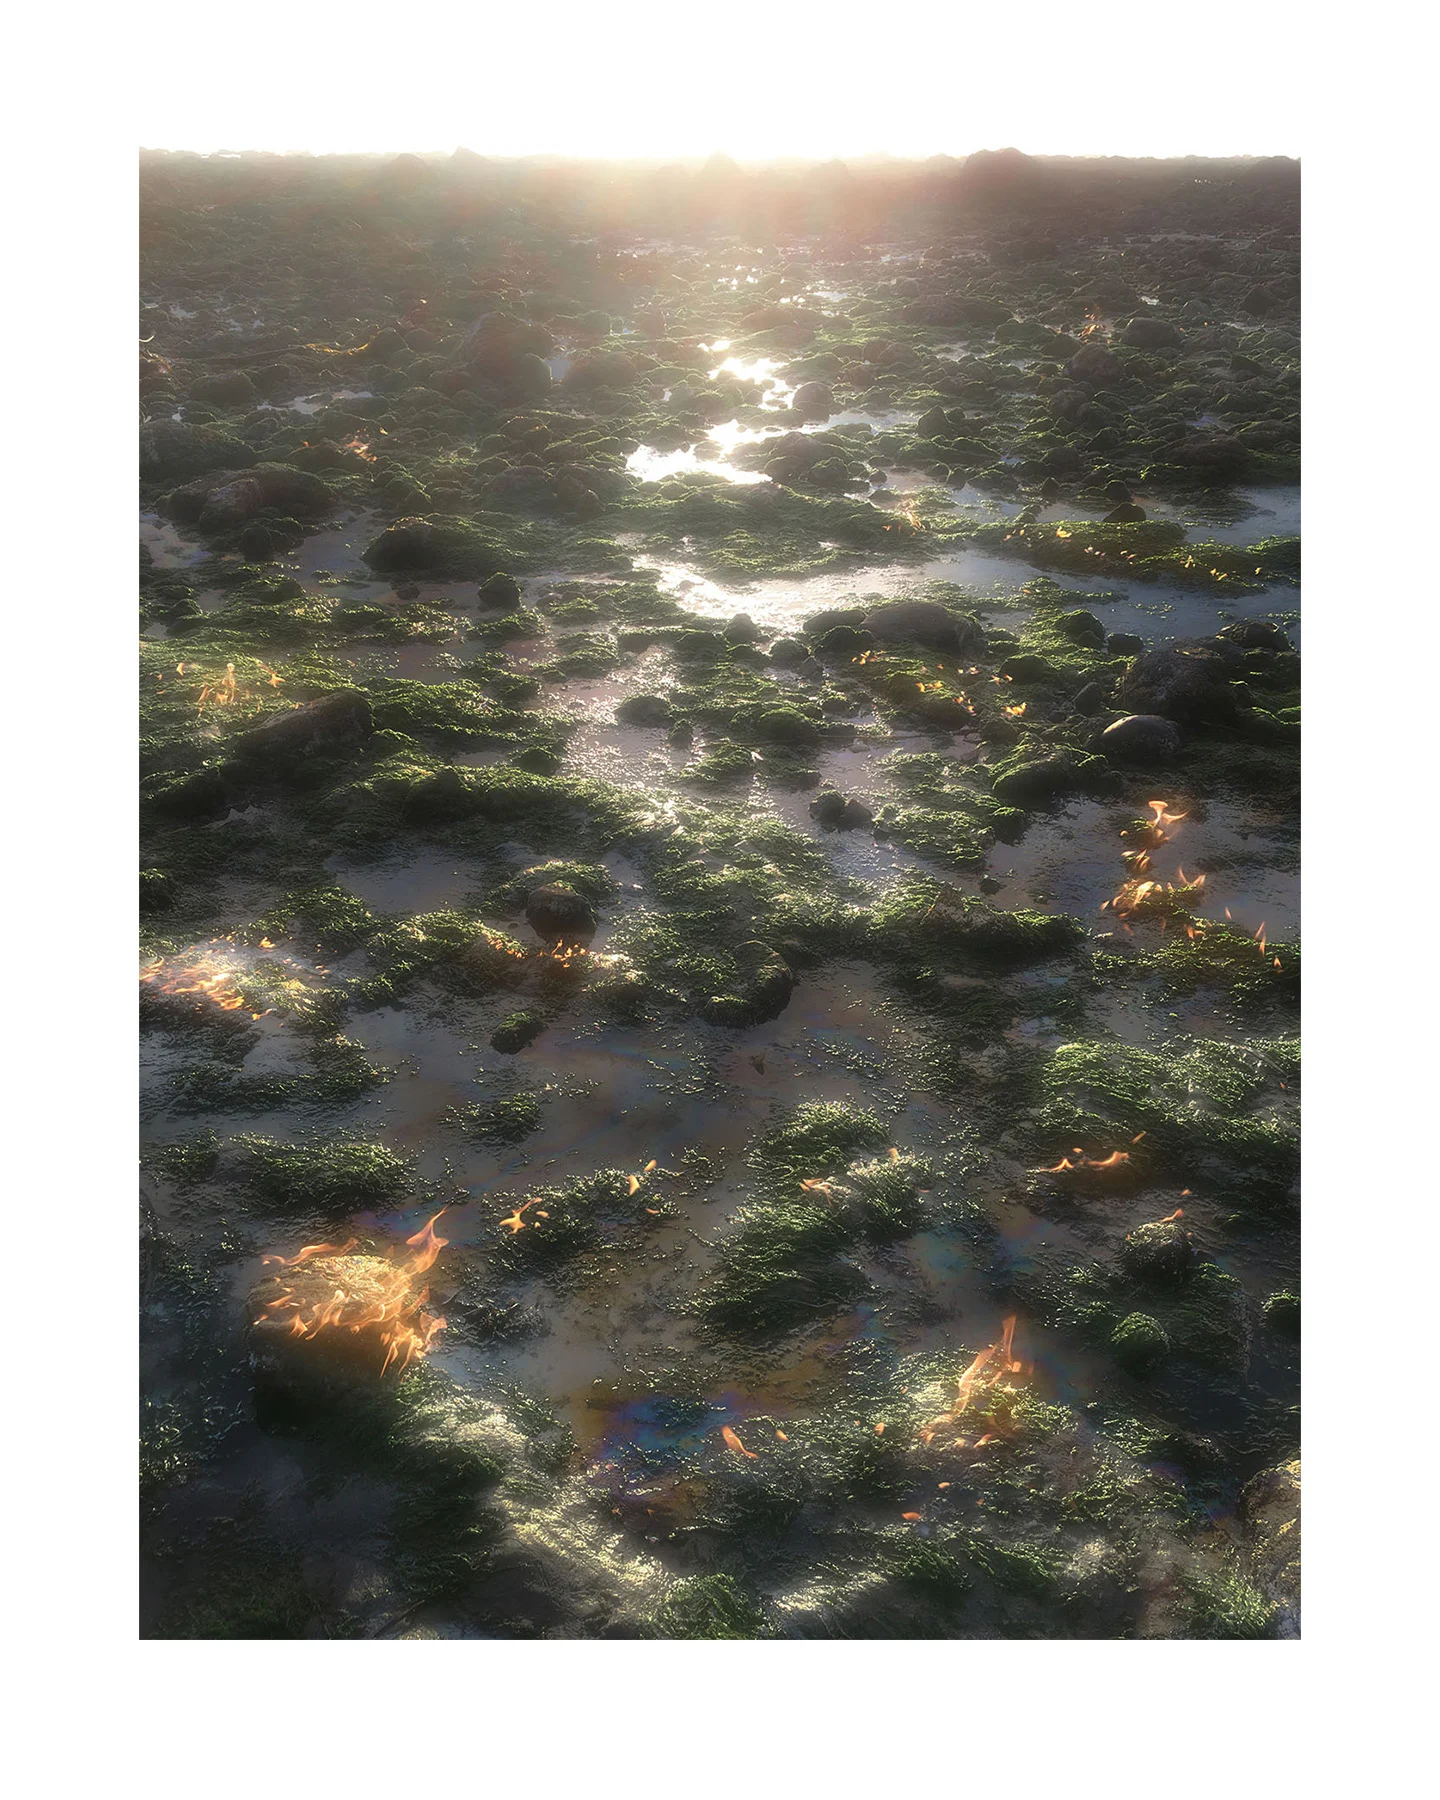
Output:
237,1134,413,1213
650,1574,769,1640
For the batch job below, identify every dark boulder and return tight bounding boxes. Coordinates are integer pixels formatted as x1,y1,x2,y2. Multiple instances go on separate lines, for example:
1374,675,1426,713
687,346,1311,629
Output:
524,883,598,944
615,693,675,728
1098,713,1182,763
140,419,257,482
1062,343,1122,388
1107,632,1145,656
861,599,983,654
232,689,374,764
477,571,523,609
1119,642,1243,725
1119,1219,1194,1282
1073,682,1107,717
1103,502,1147,524
1120,317,1182,350
1219,619,1292,652
190,370,258,406
809,790,873,831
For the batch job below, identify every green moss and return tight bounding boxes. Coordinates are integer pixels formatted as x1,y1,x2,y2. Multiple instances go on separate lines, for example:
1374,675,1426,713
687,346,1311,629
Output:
694,1197,867,1338
1111,1312,1172,1375
651,1574,767,1639
451,1091,543,1143
238,1134,411,1211
1182,1565,1277,1639
751,1100,889,1191
491,1008,544,1054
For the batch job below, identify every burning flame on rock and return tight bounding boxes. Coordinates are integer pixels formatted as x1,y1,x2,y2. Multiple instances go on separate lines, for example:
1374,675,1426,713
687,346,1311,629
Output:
341,434,378,462
253,1210,449,1377
141,943,263,1016
918,1316,1028,1447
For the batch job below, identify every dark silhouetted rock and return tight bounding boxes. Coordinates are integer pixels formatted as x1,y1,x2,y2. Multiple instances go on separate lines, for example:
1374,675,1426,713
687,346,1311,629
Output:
1099,713,1182,763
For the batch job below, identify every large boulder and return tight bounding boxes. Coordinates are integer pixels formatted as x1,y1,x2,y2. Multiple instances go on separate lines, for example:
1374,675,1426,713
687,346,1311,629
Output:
790,381,835,419
362,516,507,578
231,689,374,764
1099,713,1183,763
1120,316,1182,350
860,599,983,654
1239,1460,1301,1637
1118,642,1243,726
140,419,258,482
1062,343,1122,388
167,463,336,530
525,884,599,944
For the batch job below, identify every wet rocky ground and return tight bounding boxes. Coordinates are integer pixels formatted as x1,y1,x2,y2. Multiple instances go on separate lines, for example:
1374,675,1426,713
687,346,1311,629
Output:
139,150,1299,1639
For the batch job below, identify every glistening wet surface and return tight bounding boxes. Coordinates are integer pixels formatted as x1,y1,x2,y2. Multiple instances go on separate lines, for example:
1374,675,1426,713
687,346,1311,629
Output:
140,163,1300,1642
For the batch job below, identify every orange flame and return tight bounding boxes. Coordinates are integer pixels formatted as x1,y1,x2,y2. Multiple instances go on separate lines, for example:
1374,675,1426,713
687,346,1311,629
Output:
721,1425,757,1460
253,1211,449,1378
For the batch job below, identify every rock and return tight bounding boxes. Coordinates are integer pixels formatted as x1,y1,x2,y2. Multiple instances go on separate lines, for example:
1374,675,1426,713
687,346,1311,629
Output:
1110,1312,1171,1374
247,1251,439,1392
1262,1291,1301,1336
524,884,598,944
1099,713,1182,763
767,636,808,667
361,516,502,577
991,750,1105,805
237,519,305,561
756,707,821,747
700,941,796,1027
1055,609,1106,647
1107,632,1145,655
809,790,873,830
1119,642,1243,725
1119,1219,1193,1281
1242,284,1278,316
478,571,522,609
1169,431,1252,476
998,653,1057,684
615,693,675,728
790,381,834,418
232,689,374,764
861,599,982,654
1073,682,1107,716
140,419,258,482
169,463,336,530
148,767,231,820
1219,619,1291,651
190,370,257,406
1239,1461,1300,1636
1103,502,1147,524
1062,343,1122,388
724,612,761,643
491,1009,544,1054
1120,316,1182,350
139,869,176,913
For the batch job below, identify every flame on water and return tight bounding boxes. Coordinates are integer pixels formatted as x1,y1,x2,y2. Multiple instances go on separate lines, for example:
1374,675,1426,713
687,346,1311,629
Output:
255,1209,449,1377
1036,1148,1132,1175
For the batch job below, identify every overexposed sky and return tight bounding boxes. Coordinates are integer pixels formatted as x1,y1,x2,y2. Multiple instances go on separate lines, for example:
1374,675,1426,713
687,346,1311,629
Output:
136,0,1304,160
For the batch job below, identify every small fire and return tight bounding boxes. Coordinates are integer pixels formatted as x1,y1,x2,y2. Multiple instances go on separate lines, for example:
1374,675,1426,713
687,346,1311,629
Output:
626,1159,658,1196
499,1197,548,1235
917,1316,1027,1447
721,1425,758,1460
141,942,265,1016
1036,1148,1132,1176
252,1210,449,1378
341,434,378,463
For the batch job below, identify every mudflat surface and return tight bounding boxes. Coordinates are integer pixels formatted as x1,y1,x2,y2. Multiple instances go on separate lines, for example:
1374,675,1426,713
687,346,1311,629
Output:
140,151,1299,1640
